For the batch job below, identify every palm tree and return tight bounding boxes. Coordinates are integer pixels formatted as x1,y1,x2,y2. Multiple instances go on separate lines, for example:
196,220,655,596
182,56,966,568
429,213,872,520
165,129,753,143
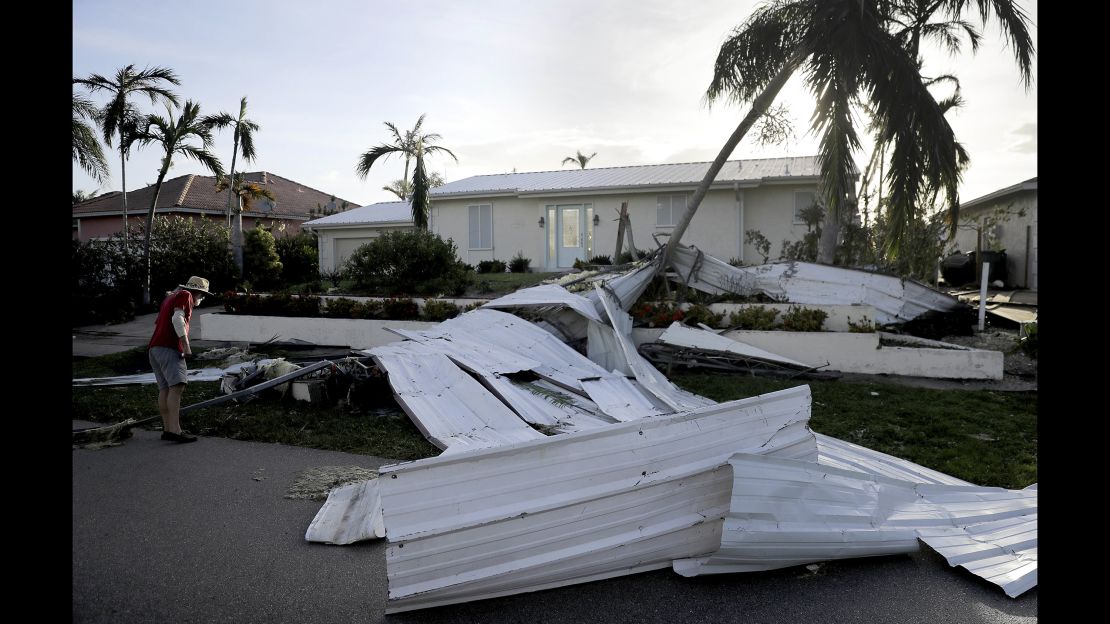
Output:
383,172,445,201
72,90,109,182
74,65,181,248
135,100,226,304
73,189,97,205
215,173,277,274
561,150,597,169
355,114,457,229
210,96,261,228
659,0,1033,271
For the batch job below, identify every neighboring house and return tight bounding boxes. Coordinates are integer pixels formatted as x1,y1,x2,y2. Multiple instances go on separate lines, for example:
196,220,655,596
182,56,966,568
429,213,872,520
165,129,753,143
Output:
303,201,415,272
310,156,835,272
951,177,1038,290
72,171,359,242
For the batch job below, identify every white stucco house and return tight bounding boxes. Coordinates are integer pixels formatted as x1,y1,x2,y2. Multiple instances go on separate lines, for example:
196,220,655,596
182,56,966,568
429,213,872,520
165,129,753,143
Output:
307,156,837,272
951,177,1038,290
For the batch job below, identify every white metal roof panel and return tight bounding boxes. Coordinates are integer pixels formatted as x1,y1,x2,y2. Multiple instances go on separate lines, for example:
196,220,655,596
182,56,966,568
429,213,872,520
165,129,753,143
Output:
815,433,972,486
430,157,820,198
378,386,817,612
304,479,385,544
301,201,408,227
369,341,544,452
579,376,667,422
918,515,1037,597
482,284,603,323
657,323,809,368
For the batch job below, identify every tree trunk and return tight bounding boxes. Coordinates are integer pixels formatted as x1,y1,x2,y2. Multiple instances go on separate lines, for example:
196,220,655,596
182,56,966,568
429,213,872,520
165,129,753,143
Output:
120,147,128,252
658,50,805,275
232,195,245,280
142,159,171,305
225,142,239,228
816,202,841,264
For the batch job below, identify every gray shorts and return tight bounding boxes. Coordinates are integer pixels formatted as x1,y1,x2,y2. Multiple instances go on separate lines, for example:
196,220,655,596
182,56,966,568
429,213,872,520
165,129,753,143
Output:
149,346,188,389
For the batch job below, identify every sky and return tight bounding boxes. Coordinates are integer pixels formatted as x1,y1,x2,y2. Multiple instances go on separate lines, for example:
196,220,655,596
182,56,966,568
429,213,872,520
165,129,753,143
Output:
73,0,1037,209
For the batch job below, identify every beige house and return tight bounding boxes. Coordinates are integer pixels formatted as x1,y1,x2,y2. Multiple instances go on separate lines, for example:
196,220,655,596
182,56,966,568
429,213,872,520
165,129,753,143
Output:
303,201,415,272
951,177,1038,290
312,156,833,272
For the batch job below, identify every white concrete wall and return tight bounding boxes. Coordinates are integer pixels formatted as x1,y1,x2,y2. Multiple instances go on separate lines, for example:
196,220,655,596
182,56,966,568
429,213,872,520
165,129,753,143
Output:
951,190,1038,289
194,313,437,349
631,327,1003,380
429,181,820,270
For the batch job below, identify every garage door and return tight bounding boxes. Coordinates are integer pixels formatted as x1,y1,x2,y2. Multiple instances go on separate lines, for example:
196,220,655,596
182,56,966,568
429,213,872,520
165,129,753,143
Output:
334,237,373,270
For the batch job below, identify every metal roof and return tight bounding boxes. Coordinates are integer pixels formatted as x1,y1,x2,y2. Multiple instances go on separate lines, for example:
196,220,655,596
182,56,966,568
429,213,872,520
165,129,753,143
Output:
378,386,817,613
961,177,1038,210
303,200,410,227
430,156,821,198
304,479,385,545
918,511,1037,598
657,323,809,368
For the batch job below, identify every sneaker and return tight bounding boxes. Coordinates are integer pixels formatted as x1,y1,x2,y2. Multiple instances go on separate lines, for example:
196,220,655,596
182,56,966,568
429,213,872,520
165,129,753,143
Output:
161,431,198,444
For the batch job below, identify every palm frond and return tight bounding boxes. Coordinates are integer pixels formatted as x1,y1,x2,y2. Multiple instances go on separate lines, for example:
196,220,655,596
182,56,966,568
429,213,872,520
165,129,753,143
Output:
355,144,404,179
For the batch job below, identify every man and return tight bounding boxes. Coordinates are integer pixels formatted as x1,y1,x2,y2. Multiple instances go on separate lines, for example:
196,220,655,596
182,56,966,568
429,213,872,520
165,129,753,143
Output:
148,276,212,443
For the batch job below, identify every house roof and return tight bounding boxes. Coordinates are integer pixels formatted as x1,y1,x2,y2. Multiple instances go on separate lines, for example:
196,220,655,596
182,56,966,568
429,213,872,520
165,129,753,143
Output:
961,177,1038,210
303,201,412,228
71,171,360,219
429,156,824,198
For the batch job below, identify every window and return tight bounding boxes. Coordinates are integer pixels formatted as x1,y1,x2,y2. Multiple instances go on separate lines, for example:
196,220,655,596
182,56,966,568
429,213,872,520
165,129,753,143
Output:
468,204,492,249
794,191,817,224
657,194,687,226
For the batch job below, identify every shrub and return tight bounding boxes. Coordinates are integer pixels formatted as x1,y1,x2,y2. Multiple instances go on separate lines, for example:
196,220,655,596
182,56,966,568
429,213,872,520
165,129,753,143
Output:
781,305,828,332
381,297,419,320
847,315,877,333
323,297,357,318
274,231,319,286
509,252,531,273
1020,322,1037,359
683,304,725,328
729,306,780,330
616,248,648,264
344,230,470,295
243,227,284,290
477,259,507,274
588,255,612,265
223,293,320,317
631,302,685,327
421,299,461,322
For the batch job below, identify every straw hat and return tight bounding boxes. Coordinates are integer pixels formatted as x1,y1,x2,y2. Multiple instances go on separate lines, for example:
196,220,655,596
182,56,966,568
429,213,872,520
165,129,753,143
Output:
178,276,212,296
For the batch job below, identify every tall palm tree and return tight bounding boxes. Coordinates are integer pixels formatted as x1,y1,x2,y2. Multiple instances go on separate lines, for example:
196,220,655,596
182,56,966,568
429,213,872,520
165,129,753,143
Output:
383,171,445,201
561,150,597,169
136,100,226,304
215,172,277,274
355,114,457,229
72,90,109,182
210,96,261,228
659,0,1033,271
74,65,181,247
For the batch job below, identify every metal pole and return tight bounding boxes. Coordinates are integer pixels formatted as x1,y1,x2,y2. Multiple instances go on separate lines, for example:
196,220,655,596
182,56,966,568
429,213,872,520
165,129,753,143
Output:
978,261,990,331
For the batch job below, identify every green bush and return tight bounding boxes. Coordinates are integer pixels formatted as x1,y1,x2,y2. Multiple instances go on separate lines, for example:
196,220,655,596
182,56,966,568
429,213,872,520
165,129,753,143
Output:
243,227,284,290
509,251,531,273
382,297,419,320
323,297,357,318
1020,322,1037,359
421,299,461,322
477,259,507,274
588,255,612,265
616,248,648,264
683,304,725,328
729,306,780,330
345,230,471,295
631,302,685,327
847,315,877,333
781,305,828,332
274,231,319,286
223,293,320,317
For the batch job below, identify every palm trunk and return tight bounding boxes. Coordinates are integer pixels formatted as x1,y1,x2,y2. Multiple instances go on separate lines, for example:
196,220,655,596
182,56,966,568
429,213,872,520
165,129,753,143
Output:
659,49,805,275
232,195,245,278
142,156,172,305
225,142,239,227
817,200,842,264
120,147,128,252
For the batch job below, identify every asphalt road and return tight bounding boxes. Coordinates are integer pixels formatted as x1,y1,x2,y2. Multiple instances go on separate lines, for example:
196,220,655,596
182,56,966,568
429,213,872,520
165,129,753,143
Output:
72,426,1037,624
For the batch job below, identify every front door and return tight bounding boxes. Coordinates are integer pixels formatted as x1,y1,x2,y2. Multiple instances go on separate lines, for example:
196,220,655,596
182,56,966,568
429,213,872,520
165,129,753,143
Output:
556,205,586,267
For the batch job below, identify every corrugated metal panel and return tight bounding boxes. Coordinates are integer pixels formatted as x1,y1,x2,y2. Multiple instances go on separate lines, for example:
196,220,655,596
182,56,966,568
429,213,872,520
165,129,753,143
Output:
815,433,972,486
369,341,545,452
482,284,603,323
657,323,809,368
72,360,261,386
302,201,409,227
671,246,962,324
304,479,385,544
430,157,820,197
917,515,1037,598
593,285,715,412
672,453,1036,599
582,261,659,314
579,376,667,422
378,386,817,613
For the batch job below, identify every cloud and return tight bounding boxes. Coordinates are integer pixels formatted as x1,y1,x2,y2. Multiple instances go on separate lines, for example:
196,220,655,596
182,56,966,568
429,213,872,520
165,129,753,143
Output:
1010,122,1037,153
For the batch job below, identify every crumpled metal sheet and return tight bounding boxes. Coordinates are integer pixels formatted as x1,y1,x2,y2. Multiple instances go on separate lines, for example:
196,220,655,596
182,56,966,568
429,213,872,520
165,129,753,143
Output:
72,360,261,386
482,284,603,323
917,509,1037,598
578,376,667,422
582,261,659,315
378,386,817,613
304,479,385,544
656,323,809,368
671,453,1037,598
815,433,972,486
369,341,545,452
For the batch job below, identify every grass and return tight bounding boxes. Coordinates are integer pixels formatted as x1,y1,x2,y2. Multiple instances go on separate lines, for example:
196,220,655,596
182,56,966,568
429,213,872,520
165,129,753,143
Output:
467,272,559,296
73,350,1036,489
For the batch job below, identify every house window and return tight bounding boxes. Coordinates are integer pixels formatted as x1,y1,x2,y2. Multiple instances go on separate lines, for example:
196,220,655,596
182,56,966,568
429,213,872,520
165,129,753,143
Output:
794,191,817,224
468,204,492,249
657,194,687,226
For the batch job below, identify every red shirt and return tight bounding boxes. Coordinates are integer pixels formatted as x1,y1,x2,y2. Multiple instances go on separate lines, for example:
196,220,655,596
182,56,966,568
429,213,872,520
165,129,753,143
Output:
148,289,194,351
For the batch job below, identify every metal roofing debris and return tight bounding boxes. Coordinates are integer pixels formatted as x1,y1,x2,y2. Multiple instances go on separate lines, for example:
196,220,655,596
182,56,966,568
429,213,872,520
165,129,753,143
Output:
917,513,1037,598
656,323,808,368
369,341,545,452
669,245,961,325
578,376,667,422
671,453,1036,599
378,386,817,613
72,361,261,386
482,284,603,323
305,479,385,545
814,433,971,486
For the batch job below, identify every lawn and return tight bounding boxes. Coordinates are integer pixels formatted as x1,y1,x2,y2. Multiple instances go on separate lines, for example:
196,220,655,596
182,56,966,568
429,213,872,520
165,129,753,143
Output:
73,349,1036,489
